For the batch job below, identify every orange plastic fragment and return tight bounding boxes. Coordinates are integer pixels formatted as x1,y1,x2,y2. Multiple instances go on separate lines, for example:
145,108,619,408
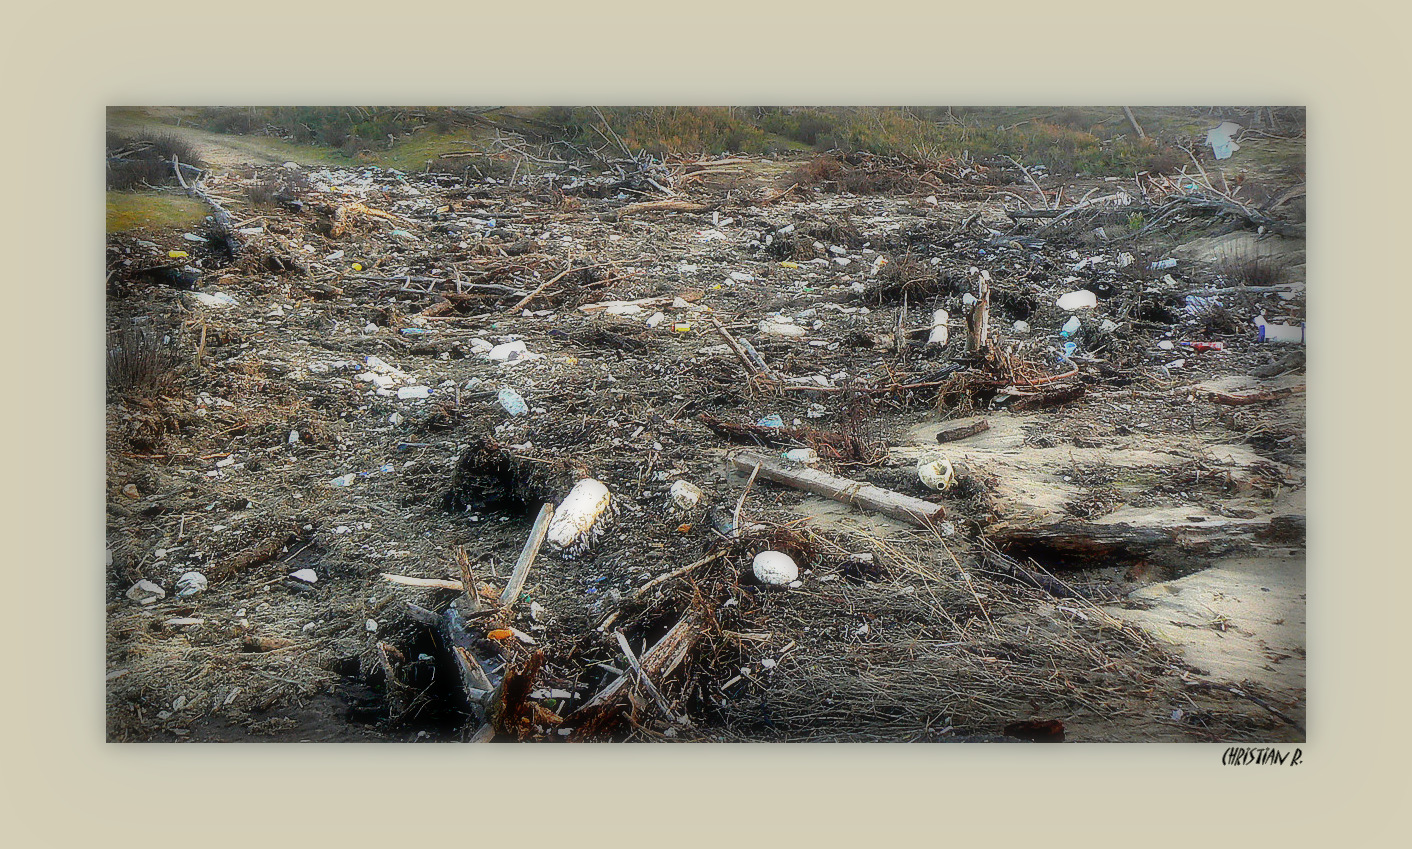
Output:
487,629,514,640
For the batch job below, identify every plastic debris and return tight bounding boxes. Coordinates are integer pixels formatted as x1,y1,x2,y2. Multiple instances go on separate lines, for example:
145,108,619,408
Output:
487,340,538,363
1060,316,1082,337
175,572,208,598
757,415,785,429
918,458,955,491
546,479,613,553
760,321,806,338
782,448,819,464
1206,121,1242,160
497,387,529,416
189,292,239,309
290,569,318,584
1254,316,1304,344
396,385,431,400
1185,295,1221,316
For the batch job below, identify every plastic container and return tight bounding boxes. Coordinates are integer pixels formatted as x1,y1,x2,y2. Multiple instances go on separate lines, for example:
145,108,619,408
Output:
547,479,612,553
1151,258,1178,270
497,387,528,416
396,385,431,400
918,458,955,491
1060,316,1081,337
1256,320,1304,344
927,309,949,345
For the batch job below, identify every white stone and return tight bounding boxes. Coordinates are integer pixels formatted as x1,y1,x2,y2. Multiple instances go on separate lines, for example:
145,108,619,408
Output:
126,580,165,603
752,551,799,586
290,569,318,584
1057,290,1098,310
669,480,704,511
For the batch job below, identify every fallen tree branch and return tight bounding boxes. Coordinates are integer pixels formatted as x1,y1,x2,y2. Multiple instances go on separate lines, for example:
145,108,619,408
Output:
499,502,554,609
382,573,465,591
607,199,718,220
1002,155,1051,209
632,552,727,600
171,155,240,257
508,265,574,312
709,315,779,382
728,451,944,528
568,608,705,737
1205,386,1303,406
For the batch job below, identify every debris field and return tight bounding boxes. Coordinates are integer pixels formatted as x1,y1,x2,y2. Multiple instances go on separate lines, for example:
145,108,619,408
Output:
106,123,1307,742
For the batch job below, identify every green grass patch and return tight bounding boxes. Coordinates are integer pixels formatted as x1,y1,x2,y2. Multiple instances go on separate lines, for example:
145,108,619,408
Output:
362,128,497,171
107,191,209,234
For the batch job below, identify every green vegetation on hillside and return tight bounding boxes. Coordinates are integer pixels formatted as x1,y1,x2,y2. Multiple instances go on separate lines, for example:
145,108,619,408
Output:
181,105,1303,178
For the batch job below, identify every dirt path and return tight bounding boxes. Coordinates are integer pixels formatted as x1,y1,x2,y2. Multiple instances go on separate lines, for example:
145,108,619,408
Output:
108,108,337,169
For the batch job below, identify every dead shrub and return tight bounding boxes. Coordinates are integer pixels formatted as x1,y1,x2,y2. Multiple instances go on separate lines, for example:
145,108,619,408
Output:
1218,254,1288,286
107,326,174,396
246,179,280,206
106,131,206,191
786,155,844,188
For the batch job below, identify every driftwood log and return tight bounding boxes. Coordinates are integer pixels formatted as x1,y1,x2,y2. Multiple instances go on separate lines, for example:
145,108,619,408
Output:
171,156,240,258
1205,386,1303,406
607,199,719,221
1009,385,1085,412
729,451,944,528
935,419,990,443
